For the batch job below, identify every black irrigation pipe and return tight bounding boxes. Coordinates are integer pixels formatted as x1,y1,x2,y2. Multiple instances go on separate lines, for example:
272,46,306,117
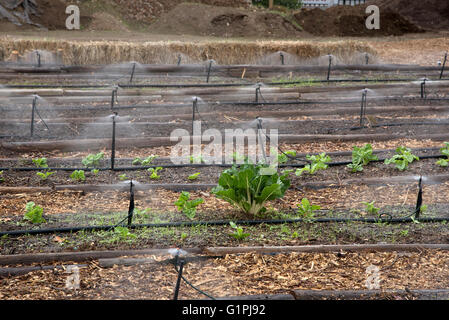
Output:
2,216,449,237
3,96,447,112
0,154,445,172
349,121,449,131
4,78,449,89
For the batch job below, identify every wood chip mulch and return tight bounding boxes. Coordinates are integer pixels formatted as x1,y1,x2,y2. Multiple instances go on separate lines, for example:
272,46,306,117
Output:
1,249,448,300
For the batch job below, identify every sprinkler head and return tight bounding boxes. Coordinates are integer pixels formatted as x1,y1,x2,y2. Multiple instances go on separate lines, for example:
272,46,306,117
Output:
414,176,423,219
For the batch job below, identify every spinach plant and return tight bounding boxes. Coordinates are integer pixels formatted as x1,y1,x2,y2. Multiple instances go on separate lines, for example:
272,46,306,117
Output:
362,201,380,215
188,172,201,180
347,144,378,172
148,167,163,179
24,202,45,224
36,171,55,181
133,155,157,166
296,153,331,176
212,162,290,215
70,170,86,181
118,174,128,181
436,142,449,167
384,146,419,171
82,152,104,168
32,158,48,168
229,221,250,240
174,191,204,220
297,198,320,220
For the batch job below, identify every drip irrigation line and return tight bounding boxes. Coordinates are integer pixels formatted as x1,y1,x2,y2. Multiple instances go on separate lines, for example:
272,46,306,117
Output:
348,121,449,131
2,216,449,237
2,95,438,112
4,77,442,90
0,154,445,172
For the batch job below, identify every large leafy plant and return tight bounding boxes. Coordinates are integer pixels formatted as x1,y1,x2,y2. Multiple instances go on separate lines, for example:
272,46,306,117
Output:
347,144,378,172
212,163,290,215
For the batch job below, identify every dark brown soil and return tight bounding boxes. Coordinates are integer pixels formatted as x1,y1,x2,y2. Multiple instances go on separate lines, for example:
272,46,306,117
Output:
149,3,303,38
113,0,250,24
294,4,423,37
369,0,449,31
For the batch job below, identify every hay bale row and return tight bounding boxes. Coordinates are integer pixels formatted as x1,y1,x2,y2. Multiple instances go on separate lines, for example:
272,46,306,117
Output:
0,38,376,66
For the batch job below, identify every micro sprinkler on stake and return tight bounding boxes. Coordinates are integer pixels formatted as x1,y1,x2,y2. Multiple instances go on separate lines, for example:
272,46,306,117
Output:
110,86,118,110
127,180,135,226
192,97,198,134
171,248,186,300
129,62,136,84
359,88,368,127
327,54,332,82
256,116,267,163
414,176,423,219
177,54,182,66
365,52,369,65
30,94,37,137
440,52,447,80
280,52,285,65
36,51,41,68
206,60,213,83
420,78,427,99
255,84,261,103
111,112,117,170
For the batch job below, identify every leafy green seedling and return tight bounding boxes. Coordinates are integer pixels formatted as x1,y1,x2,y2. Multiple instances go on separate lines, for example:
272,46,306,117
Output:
384,146,419,171
436,142,449,167
91,169,99,176
70,170,86,182
362,201,380,215
118,174,128,181
82,152,104,168
188,172,201,180
0,170,4,182
232,152,246,163
36,171,55,181
133,155,157,166
24,202,45,224
174,191,204,220
147,167,163,179
279,150,297,164
189,155,204,164
296,153,331,176
420,204,428,214
32,158,48,168
113,227,136,241
436,159,449,167
347,144,378,172
229,221,250,240
297,198,320,220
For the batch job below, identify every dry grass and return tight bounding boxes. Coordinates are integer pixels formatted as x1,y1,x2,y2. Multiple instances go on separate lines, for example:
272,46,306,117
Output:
366,36,449,66
0,38,375,65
